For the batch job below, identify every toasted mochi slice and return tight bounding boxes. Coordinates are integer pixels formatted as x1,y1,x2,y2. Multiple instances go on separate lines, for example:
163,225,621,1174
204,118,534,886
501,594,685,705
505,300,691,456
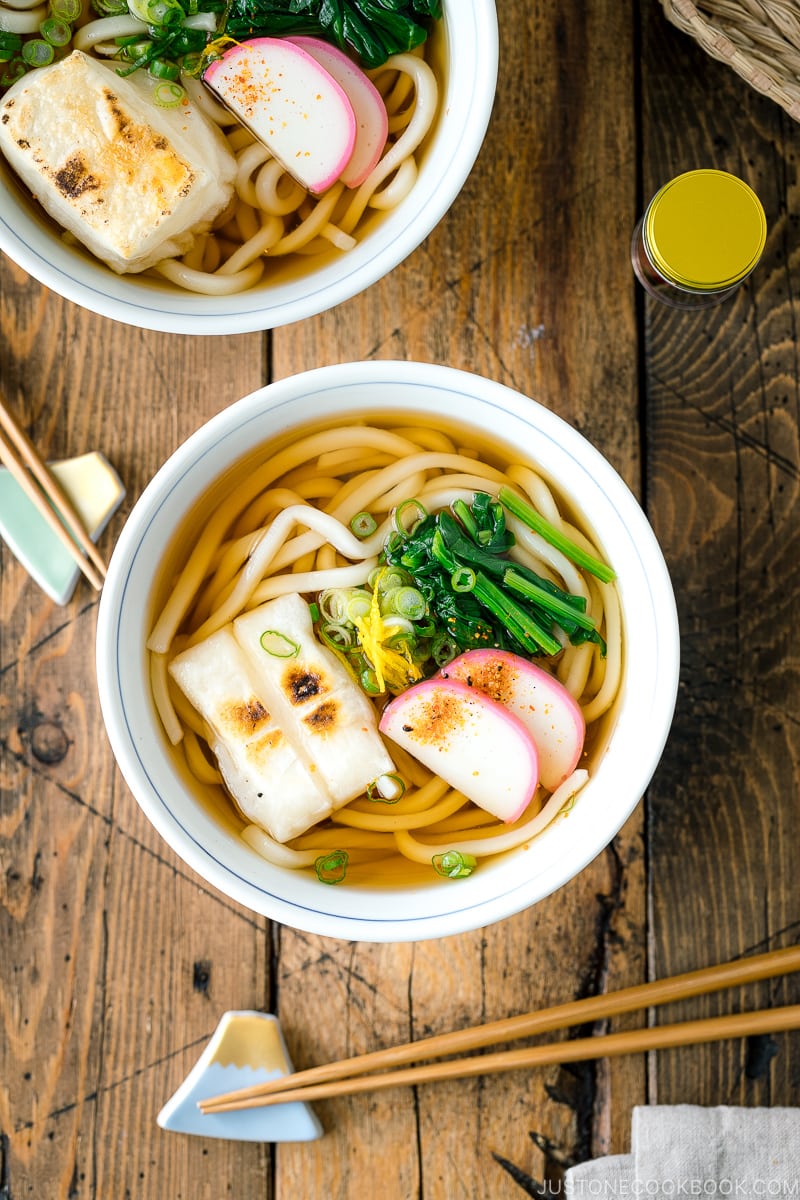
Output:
233,593,396,805
203,38,357,194
169,626,332,844
439,649,586,792
286,36,388,187
379,677,540,823
0,50,236,274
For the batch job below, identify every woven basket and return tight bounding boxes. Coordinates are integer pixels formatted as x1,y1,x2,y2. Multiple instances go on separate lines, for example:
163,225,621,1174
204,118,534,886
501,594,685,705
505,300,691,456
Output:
661,0,800,121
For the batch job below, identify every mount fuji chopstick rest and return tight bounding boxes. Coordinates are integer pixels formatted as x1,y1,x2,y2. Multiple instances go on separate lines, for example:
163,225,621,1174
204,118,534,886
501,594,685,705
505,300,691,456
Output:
158,1012,323,1143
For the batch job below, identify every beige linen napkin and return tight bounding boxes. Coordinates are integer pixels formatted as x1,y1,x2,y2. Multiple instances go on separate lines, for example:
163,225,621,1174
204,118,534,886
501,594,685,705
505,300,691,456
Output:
564,1107,800,1197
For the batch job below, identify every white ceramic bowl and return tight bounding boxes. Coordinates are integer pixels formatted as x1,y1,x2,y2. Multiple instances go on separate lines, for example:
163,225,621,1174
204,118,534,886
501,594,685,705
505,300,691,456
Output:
96,360,680,941
0,2,497,334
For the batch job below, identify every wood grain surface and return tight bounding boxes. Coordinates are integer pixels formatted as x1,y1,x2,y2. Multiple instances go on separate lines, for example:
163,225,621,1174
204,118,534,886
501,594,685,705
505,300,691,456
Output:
1,0,798,1197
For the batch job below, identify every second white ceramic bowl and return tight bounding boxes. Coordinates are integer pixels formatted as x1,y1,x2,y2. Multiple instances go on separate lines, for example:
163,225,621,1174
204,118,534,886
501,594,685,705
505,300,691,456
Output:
0,3,497,333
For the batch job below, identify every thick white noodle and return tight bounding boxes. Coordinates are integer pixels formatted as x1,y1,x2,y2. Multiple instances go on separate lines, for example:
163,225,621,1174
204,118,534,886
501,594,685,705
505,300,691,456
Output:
254,158,306,216
147,427,428,653
396,771,590,861
507,464,562,526
235,141,271,206
505,515,587,598
320,223,357,250
339,53,437,234
184,504,388,645
182,11,216,31
73,15,147,48
216,215,283,274
242,824,317,869
367,156,417,210
579,581,622,722
0,3,45,30
251,559,377,605
154,256,264,295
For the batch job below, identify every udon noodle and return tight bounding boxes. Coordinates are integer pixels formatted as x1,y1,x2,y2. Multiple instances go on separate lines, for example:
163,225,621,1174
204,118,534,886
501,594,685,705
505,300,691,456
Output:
67,18,439,295
148,418,623,885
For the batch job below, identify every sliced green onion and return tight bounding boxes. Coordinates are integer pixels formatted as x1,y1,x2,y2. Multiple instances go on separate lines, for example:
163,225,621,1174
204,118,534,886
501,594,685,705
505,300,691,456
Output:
50,0,83,20
319,588,347,623
345,591,372,622
259,630,300,658
432,850,477,879
503,568,597,632
498,486,616,583
319,622,354,650
360,667,381,695
91,0,128,14
450,566,476,594
148,56,180,78
179,49,203,73
560,792,577,817
153,79,186,104
414,618,436,638
366,773,406,803
315,850,348,884
381,615,416,638
431,632,459,667
128,0,183,23
0,57,25,82
308,601,320,623
375,569,407,594
350,511,377,539
21,38,54,65
391,586,426,620
118,39,152,67
393,498,428,536
39,16,72,44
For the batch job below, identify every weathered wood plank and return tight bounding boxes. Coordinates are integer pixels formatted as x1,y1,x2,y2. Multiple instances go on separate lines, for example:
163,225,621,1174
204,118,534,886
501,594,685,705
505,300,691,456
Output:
0,269,270,1196
639,1,800,1104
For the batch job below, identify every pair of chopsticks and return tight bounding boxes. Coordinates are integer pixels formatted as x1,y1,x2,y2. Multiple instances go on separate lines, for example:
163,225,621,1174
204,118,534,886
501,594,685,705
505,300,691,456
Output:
0,392,106,592
199,943,800,1113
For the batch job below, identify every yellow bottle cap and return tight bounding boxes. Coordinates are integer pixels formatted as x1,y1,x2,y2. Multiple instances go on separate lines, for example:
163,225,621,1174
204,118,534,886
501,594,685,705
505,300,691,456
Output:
644,170,767,292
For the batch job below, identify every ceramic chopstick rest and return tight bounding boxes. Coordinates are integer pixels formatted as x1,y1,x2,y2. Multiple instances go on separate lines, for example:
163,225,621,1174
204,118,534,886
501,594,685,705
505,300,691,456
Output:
157,1011,323,1142
0,451,124,604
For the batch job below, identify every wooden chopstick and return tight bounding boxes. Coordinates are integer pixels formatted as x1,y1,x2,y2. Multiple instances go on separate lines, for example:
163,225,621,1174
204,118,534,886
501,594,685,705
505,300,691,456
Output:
0,393,106,592
201,1006,800,1111
199,943,800,1113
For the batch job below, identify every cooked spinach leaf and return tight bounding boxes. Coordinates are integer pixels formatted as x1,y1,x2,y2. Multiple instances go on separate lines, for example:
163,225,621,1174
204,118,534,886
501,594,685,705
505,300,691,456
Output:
383,493,607,663
224,0,442,68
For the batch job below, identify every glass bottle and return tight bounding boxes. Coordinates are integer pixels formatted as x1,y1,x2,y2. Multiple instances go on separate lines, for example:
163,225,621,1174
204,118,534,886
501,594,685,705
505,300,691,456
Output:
631,169,767,309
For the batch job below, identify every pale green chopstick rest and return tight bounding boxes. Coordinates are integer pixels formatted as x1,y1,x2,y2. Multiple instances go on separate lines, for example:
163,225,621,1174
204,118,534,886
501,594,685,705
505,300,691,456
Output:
0,451,125,604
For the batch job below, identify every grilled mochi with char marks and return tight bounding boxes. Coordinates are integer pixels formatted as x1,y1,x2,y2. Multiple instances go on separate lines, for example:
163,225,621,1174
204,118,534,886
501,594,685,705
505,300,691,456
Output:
233,593,396,806
169,626,331,843
0,50,236,274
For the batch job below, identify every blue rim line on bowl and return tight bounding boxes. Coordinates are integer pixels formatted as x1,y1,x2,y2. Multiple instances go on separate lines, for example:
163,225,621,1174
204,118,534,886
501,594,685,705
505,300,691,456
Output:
96,362,680,941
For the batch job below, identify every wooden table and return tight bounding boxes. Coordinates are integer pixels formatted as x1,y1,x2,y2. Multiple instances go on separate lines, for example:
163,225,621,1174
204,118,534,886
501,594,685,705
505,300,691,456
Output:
2,1,799,1195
